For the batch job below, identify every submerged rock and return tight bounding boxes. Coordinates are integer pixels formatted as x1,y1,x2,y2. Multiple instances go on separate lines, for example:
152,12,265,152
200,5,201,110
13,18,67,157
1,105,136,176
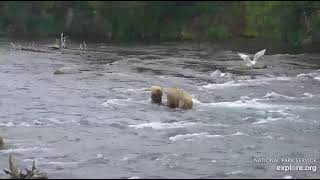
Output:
232,64,267,70
48,39,60,50
210,69,234,83
252,64,267,69
301,36,312,46
210,70,222,78
54,67,80,74
48,44,60,50
296,73,315,81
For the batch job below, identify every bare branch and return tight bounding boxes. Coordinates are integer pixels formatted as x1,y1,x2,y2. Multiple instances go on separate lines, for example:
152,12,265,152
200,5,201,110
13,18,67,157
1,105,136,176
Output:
4,154,48,179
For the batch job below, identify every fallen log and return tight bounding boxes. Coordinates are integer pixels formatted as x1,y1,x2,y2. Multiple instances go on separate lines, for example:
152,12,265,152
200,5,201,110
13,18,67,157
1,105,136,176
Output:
10,43,48,53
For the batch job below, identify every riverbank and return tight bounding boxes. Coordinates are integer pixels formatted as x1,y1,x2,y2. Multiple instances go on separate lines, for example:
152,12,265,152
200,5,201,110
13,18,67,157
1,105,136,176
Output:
1,35,319,55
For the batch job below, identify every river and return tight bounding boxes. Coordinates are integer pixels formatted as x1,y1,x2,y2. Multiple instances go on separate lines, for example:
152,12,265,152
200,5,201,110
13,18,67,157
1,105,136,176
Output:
0,39,319,178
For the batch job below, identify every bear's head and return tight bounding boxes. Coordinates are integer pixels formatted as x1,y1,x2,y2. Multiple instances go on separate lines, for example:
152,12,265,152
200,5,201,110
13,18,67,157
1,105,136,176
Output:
150,86,163,104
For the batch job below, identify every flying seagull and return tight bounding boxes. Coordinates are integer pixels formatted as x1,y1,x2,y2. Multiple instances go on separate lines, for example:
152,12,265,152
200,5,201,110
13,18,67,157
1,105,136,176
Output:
238,49,266,67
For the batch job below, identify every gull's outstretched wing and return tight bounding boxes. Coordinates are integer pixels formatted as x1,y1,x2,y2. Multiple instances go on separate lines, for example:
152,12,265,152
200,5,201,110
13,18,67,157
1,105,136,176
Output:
238,53,252,66
253,49,266,64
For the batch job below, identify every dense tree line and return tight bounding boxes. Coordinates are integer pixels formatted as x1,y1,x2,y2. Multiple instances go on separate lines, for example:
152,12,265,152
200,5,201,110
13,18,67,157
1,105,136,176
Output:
0,1,319,45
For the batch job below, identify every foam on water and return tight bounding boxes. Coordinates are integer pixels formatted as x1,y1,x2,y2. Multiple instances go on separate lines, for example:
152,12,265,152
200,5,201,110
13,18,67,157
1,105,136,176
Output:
297,73,312,77
252,116,297,125
0,122,15,127
202,80,242,89
0,147,50,154
129,121,207,130
242,117,254,121
48,161,78,166
121,156,130,161
197,94,316,110
33,120,44,125
95,153,106,160
128,176,140,179
101,98,149,108
297,71,319,78
102,98,132,107
252,117,282,125
116,88,148,93
0,121,37,127
46,118,65,124
265,109,295,117
283,175,293,179
205,99,282,109
202,76,292,90
296,69,320,83
263,92,296,100
169,133,223,142
227,170,244,175
303,92,316,98
192,98,204,105
106,72,130,77
210,123,230,127
210,70,233,80
264,92,320,100
262,135,274,139
17,122,31,127
230,132,248,136
269,77,292,81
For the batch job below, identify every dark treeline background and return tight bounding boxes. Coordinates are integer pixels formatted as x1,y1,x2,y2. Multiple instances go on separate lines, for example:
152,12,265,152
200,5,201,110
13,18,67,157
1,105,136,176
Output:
0,1,319,45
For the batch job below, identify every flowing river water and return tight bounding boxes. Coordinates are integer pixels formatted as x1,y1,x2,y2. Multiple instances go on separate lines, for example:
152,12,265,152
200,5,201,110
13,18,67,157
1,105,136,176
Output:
0,39,319,178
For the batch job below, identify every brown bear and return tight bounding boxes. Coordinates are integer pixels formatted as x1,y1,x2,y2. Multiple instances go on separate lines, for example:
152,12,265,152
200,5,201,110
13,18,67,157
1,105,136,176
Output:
150,86,193,110
150,86,163,104
163,87,193,110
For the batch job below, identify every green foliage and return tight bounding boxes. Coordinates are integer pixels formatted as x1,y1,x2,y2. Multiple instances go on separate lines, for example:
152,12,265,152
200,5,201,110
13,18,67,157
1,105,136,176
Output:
244,1,320,44
0,1,319,44
207,26,230,40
